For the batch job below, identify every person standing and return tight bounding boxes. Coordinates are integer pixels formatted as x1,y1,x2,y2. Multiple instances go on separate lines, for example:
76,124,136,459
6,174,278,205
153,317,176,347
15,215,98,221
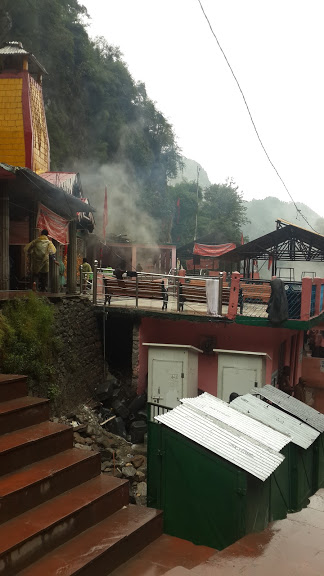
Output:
58,257,66,292
24,229,56,292
81,257,92,293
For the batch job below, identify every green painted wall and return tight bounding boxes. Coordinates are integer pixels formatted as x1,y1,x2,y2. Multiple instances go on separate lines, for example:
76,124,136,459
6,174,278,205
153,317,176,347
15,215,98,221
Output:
148,422,270,550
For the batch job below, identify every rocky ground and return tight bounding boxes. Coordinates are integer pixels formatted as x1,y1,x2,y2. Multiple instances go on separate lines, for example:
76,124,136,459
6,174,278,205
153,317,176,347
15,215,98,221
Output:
52,402,148,506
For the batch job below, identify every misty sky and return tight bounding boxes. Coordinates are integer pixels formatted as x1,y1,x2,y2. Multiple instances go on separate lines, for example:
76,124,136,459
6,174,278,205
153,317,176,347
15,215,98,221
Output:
82,0,324,218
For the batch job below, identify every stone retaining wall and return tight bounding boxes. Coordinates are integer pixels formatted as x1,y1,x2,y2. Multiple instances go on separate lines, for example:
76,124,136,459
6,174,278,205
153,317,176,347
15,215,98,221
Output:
52,297,104,413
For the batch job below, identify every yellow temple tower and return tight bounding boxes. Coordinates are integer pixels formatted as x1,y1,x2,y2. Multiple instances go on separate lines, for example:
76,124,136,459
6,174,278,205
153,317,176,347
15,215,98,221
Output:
0,41,50,172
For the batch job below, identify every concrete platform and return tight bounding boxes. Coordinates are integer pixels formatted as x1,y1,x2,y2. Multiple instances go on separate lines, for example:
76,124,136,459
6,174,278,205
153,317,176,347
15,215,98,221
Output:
111,489,324,576
109,534,216,575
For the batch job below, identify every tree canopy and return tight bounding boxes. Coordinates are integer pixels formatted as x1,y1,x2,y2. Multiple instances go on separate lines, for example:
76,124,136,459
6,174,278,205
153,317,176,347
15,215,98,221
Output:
1,0,248,246
170,179,247,249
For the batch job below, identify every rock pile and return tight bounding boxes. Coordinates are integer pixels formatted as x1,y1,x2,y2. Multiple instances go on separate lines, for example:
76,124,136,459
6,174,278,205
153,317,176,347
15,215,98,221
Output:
95,372,148,445
53,403,148,506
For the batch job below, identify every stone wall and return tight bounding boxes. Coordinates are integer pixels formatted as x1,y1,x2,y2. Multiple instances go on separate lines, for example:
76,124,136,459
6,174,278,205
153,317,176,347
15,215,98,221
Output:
131,320,141,393
52,297,105,414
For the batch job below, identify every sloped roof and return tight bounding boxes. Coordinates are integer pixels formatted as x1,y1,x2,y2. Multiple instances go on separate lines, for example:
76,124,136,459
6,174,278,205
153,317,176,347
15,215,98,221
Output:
223,219,324,262
155,403,284,481
232,393,319,449
0,41,47,75
181,393,290,452
0,163,95,220
251,385,324,432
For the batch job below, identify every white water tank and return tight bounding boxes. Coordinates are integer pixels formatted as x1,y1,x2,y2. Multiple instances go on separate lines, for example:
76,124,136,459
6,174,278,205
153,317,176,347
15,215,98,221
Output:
213,349,270,402
143,343,202,409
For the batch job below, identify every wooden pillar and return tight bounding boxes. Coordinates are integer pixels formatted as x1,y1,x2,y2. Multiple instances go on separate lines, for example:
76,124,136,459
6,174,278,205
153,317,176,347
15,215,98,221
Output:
0,184,10,291
49,240,59,294
271,256,276,277
227,271,241,320
171,246,176,270
300,277,313,321
67,220,77,293
29,200,38,241
131,245,137,271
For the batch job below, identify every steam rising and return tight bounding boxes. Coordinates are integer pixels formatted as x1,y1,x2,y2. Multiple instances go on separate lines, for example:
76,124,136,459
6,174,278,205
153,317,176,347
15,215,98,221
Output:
79,161,159,245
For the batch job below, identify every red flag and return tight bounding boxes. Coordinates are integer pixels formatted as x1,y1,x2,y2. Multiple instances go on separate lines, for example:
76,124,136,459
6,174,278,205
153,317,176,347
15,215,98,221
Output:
103,187,108,239
241,233,244,245
176,198,180,224
268,256,273,270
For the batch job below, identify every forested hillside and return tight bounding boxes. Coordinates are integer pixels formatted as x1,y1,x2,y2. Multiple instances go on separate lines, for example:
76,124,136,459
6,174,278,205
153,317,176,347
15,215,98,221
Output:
0,0,253,246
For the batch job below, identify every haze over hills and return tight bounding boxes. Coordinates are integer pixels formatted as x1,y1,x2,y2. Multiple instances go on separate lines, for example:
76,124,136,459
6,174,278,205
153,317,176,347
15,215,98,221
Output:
243,196,323,241
170,157,211,189
172,157,323,241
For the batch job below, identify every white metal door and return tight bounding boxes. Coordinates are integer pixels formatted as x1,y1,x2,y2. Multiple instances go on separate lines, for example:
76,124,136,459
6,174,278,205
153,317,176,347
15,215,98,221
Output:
221,367,258,402
151,359,184,408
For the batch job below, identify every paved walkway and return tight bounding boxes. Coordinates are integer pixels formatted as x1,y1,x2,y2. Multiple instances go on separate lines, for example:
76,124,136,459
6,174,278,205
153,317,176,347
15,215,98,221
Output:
111,489,324,576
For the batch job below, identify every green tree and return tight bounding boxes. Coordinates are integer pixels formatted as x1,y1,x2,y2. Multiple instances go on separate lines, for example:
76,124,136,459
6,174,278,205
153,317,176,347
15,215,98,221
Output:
198,179,248,244
3,2,182,240
168,181,202,246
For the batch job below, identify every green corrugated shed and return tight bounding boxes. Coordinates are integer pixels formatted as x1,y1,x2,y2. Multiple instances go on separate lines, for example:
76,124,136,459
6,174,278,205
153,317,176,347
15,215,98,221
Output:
313,433,324,492
232,393,319,516
148,422,272,551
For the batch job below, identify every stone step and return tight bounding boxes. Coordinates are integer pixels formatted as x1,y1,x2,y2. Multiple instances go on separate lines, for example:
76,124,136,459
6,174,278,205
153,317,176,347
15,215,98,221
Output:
0,375,28,402
0,474,130,575
0,448,101,524
0,396,50,435
0,421,73,477
16,505,163,576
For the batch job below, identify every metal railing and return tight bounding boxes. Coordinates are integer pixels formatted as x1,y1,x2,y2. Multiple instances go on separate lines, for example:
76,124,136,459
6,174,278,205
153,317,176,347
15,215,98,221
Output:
90,262,226,316
239,278,304,320
238,278,271,318
147,402,172,422
79,266,93,295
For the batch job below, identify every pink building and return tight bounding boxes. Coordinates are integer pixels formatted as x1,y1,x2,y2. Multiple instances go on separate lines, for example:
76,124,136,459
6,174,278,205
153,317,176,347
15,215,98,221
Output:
93,221,324,408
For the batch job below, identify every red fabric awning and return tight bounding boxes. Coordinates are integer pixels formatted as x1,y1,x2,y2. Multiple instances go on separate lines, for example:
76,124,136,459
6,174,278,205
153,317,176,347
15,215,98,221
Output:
36,203,69,244
193,243,236,257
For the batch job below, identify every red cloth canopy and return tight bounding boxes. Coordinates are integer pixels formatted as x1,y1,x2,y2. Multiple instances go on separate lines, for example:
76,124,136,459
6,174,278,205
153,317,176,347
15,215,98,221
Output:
37,203,69,244
193,243,236,257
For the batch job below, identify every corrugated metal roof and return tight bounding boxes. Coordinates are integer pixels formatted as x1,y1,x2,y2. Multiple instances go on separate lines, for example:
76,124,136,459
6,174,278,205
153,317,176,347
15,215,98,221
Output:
0,43,27,55
155,404,284,481
251,385,324,433
232,394,319,449
0,163,95,219
0,42,47,74
181,393,290,452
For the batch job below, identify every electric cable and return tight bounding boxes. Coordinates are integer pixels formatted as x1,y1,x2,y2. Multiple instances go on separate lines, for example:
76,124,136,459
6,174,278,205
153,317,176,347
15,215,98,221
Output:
197,0,319,234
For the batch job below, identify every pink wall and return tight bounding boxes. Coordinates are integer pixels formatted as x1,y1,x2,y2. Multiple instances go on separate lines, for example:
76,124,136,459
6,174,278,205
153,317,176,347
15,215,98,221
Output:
138,317,301,395
302,356,324,413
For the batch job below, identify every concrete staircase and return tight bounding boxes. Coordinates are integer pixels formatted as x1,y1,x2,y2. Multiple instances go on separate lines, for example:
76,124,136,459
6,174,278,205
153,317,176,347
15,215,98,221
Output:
0,375,163,576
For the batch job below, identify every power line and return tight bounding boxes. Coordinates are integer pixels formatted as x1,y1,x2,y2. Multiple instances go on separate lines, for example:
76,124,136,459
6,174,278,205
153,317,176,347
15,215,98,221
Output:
197,0,319,234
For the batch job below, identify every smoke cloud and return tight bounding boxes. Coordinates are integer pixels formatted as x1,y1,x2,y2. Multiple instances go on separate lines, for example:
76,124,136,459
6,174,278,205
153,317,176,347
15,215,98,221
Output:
76,160,159,246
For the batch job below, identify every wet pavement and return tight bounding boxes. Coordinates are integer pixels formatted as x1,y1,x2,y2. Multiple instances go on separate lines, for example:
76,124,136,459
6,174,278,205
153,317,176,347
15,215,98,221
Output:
108,534,216,576
110,489,324,576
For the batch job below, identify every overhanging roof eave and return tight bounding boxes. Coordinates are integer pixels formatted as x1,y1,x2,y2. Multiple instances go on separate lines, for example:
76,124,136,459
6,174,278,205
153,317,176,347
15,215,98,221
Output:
15,167,96,220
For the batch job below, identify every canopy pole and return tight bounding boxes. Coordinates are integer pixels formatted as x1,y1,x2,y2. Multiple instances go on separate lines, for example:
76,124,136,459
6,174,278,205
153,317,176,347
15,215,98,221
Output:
67,220,77,293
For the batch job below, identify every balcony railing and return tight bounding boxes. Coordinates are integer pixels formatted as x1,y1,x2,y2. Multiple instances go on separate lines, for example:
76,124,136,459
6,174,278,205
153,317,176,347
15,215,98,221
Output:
83,264,324,323
87,264,228,317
